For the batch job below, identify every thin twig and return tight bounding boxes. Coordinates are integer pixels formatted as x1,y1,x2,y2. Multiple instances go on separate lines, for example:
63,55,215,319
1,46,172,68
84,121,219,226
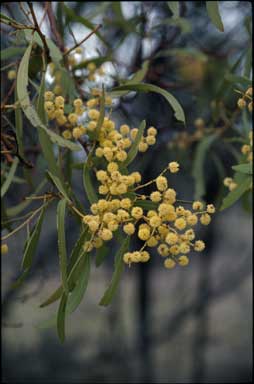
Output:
46,1,65,52
27,2,49,57
1,202,49,241
64,24,102,57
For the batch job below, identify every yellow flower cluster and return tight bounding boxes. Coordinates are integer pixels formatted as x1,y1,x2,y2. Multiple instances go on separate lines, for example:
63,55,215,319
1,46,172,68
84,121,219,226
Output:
223,177,238,191
1,243,8,255
7,70,16,80
241,130,253,163
44,92,86,139
88,94,157,160
237,87,253,112
223,131,252,191
82,150,215,269
48,63,63,95
86,62,104,81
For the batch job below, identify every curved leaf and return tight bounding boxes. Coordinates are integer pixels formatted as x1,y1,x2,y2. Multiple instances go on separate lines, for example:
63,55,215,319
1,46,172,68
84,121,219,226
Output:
1,157,19,198
99,236,130,306
95,245,109,267
220,176,252,211
232,163,252,175
22,205,46,270
57,293,68,343
39,228,89,308
1,47,26,61
67,252,90,313
83,159,98,204
17,42,81,151
206,1,224,32
57,199,69,294
95,87,105,138
37,74,63,180
47,171,71,203
110,83,185,124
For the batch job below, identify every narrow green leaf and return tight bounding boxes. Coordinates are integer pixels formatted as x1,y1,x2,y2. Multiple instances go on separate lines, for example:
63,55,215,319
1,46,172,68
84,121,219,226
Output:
38,252,89,330
83,159,98,204
121,60,150,87
206,1,224,32
10,269,30,290
67,252,90,313
0,12,22,24
110,83,185,124
17,42,81,151
15,86,24,157
22,206,46,270
192,134,218,200
39,228,88,308
1,157,19,198
220,176,252,211
224,74,252,86
57,199,69,294
134,200,158,210
167,2,180,18
99,236,130,306
6,179,47,217
57,293,68,343
1,47,26,61
232,163,252,175
123,120,146,166
37,74,63,180
24,30,63,66
95,245,109,267
47,171,71,203
95,87,105,138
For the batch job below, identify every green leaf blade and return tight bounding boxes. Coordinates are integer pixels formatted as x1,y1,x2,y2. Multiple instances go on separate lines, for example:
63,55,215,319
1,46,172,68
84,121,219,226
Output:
110,83,185,124
83,161,98,204
22,206,46,270
57,199,69,294
206,1,224,32
220,176,252,211
99,236,130,306
1,157,19,198
167,2,180,19
232,163,252,175
57,293,68,343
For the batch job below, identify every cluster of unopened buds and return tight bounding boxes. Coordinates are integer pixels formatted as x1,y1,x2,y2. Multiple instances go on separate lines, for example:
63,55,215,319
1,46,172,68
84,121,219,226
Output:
224,131,253,191
237,87,253,112
82,159,215,269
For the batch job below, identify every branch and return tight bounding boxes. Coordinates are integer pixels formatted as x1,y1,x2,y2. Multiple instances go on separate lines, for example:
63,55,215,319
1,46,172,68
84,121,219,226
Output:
46,1,65,52
27,2,49,57
63,24,102,57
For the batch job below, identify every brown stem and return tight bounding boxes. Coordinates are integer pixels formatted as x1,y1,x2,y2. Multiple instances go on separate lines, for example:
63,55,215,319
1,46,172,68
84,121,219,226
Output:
63,24,102,57
27,2,49,57
46,1,65,52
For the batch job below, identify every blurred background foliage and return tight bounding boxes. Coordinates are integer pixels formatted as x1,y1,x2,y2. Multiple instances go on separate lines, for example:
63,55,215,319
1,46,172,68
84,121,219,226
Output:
1,1,252,383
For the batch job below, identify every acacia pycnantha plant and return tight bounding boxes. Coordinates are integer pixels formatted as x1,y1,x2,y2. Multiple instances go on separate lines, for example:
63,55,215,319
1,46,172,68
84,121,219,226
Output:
1,2,252,342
